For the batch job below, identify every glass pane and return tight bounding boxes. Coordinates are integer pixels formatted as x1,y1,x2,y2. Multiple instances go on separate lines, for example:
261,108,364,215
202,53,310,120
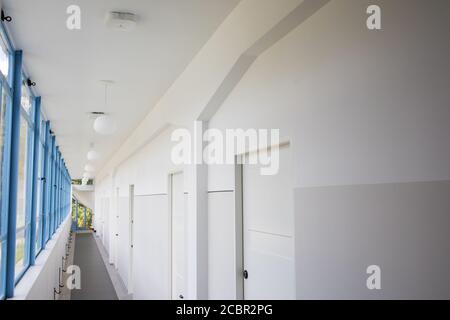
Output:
35,140,44,254
86,207,92,229
0,36,9,78
20,82,32,114
71,199,77,227
77,205,86,229
44,147,51,242
16,116,28,230
15,115,29,277
14,229,25,279
35,215,41,253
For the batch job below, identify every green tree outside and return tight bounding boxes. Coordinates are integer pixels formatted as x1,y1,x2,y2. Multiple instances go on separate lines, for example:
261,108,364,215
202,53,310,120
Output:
71,198,93,229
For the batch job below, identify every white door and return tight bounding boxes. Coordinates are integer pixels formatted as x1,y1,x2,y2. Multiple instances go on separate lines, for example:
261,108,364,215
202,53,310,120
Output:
242,146,295,299
171,172,186,300
109,197,117,265
103,198,110,254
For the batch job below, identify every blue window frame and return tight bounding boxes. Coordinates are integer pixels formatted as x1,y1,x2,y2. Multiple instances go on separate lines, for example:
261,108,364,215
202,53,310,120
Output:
0,10,72,300
13,75,35,283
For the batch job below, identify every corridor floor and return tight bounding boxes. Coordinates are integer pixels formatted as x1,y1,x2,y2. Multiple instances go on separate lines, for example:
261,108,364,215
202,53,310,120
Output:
71,232,118,300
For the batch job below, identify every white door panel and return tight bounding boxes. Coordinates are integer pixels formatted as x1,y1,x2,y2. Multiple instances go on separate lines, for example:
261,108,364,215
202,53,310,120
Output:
133,195,170,299
243,146,295,299
244,231,294,299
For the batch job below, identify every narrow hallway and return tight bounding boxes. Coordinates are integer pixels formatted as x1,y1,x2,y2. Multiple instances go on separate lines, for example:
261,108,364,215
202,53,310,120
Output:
1,0,449,304
71,233,118,300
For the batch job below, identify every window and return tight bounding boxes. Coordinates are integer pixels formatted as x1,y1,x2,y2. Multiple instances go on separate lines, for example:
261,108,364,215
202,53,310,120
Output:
13,74,35,281
20,82,31,115
14,115,30,280
0,17,72,299
44,134,53,244
35,120,45,255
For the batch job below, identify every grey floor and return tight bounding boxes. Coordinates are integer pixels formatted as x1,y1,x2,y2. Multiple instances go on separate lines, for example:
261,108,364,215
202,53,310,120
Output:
71,232,118,300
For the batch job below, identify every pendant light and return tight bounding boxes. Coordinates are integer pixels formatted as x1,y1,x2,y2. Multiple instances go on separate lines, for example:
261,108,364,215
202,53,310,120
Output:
87,143,100,161
87,150,100,161
94,81,117,135
84,164,95,172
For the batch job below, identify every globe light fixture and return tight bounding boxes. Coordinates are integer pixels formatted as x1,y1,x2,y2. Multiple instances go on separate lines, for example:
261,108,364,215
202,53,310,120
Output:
84,164,95,172
94,115,117,135
87,149,100,161
93,80,117,135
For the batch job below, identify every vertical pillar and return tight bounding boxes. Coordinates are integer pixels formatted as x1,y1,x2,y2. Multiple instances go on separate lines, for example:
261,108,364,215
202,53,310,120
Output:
186,120,208,299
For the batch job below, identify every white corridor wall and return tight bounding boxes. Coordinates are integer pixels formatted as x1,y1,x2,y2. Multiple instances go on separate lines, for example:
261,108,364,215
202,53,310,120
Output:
94,0,450,300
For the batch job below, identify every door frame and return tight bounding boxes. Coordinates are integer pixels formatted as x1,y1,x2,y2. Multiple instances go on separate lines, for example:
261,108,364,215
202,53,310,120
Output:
234,139,290,300
128,184,134,294
114,187,120,268
168,170,184,300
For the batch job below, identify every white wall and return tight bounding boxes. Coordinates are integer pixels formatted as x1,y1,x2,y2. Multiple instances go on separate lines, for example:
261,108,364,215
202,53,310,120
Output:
11,215,72,300
95,0,450,299
96,128,183,299
207,0,450,299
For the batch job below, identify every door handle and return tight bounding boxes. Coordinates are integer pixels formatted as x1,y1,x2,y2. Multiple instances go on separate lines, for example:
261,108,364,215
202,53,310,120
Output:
243,270,248,279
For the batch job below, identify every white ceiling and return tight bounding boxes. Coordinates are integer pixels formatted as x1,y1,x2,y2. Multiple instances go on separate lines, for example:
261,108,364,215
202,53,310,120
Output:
2,0,240,179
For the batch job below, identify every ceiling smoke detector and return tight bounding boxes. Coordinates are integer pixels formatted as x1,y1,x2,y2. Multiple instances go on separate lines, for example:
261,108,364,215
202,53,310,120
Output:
105,11,138,30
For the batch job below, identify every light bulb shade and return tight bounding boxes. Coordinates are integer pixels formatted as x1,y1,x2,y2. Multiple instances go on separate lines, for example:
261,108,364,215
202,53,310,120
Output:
93,115,117,135
87,150,100,161
84,164,95,172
